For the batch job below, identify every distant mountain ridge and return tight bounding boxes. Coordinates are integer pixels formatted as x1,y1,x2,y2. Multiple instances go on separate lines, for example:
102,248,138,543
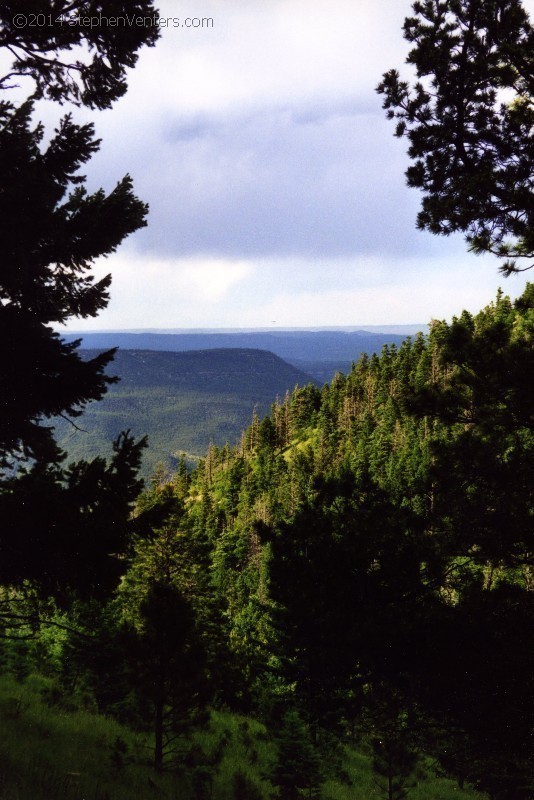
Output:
54,348,316,477
63,329,416,382
82,347,316,395
66,324,427,335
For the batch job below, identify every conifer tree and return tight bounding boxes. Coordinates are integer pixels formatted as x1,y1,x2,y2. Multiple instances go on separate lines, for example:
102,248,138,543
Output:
371,733,417,800
0,97,148,594
0,6,157,595
270,709,323,800
0,1,159,108
377,0,534,275
130,582,211,772
0,100,147,467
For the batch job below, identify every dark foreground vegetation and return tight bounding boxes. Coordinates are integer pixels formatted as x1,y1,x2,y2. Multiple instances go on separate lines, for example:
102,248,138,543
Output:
0,673,485,800
2,285,533,799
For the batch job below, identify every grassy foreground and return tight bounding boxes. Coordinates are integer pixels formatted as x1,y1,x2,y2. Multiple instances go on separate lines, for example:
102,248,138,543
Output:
0,673,485,800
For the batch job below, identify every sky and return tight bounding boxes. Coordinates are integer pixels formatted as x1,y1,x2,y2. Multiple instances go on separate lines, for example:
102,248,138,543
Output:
33,1,533,329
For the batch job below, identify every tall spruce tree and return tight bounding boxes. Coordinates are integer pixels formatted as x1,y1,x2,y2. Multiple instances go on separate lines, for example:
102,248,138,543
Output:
0,4,158,596
0,99,147,467
125,581,211,773
270,709,323,800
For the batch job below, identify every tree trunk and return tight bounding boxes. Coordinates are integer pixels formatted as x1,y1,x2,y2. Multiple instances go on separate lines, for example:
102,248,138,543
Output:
154,699,164,772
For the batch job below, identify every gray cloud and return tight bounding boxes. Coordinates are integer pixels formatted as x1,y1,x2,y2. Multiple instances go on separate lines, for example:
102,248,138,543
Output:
90,99,435,261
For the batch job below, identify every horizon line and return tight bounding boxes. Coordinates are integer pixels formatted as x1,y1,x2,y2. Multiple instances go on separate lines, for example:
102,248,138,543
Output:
61,324,428,334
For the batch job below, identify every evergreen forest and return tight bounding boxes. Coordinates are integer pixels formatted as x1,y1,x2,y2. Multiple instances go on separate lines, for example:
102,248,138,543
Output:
1,286,532,799
0,2,532,800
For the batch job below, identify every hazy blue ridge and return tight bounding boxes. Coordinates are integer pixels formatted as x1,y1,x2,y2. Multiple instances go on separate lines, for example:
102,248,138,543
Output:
62,329,413,366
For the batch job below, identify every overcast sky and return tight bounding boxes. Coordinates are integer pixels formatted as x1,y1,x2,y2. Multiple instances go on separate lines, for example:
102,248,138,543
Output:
53,0,530,330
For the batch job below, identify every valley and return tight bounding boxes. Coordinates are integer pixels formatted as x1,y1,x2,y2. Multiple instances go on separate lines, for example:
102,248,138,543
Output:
55,331,417,477
54,347,317,476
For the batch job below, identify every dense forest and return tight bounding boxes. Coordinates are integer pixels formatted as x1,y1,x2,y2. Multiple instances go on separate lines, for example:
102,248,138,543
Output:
1,285,533,799
0,1,532,799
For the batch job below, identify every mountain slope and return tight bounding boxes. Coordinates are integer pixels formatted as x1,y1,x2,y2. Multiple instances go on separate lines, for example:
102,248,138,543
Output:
54,348,315,476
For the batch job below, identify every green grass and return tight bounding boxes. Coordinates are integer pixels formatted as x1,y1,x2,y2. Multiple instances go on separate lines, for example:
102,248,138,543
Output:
321,746,482,800
0,673,192,800
0,673,486,800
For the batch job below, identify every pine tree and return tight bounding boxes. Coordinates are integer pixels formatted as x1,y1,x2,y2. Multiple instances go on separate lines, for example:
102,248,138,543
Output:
270,709,323,800
0,1,159,108
0,98,148,595
0,10,156,596
371,733,418,800
0,100,147,467
377,0,534,275
133,582,211,772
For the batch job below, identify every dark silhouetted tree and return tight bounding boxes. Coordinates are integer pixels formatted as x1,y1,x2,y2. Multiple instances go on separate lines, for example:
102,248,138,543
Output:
270,709,323,800
132,582,211,772
0,100,147,467
0,1,159,108
0,98,148,595
377,0,534,275
0,5,157,596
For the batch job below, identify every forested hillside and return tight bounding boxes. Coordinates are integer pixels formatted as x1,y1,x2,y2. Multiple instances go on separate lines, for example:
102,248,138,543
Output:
53,348,316,475
108,286,530,798
3,286,531,799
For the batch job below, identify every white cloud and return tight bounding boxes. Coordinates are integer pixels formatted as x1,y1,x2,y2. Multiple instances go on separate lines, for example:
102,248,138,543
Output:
233,256,530,327
67,252,253,329
64,250,530,331
97,0,410,122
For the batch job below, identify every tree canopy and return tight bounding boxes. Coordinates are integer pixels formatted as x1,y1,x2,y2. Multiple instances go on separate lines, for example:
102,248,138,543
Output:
377,0,534,275
0,1,159,108
127,284,531,799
